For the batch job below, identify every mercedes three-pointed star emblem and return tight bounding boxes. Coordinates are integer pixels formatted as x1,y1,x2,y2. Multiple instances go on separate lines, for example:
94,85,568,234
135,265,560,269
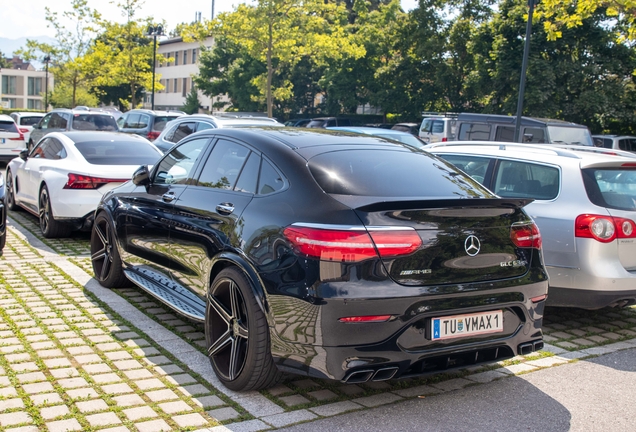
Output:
464,235,481,256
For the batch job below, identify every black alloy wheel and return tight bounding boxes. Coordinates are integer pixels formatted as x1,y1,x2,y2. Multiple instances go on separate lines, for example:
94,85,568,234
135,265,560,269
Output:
206,267,281,391
38,185,70,238
5,170,18,211
91,212,128,288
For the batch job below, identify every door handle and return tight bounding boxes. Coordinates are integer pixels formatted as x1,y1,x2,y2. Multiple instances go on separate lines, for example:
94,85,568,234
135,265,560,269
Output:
162,192,176,202
216,203,235,215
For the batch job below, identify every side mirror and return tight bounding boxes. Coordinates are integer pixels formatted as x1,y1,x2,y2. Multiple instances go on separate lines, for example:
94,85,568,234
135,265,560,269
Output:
19,149,29,161
132,165,150,186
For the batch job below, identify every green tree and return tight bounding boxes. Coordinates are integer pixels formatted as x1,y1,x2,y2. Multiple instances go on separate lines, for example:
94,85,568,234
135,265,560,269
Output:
181,86,202,114
0,51,10,68
185,0,364,117
16,0,101,107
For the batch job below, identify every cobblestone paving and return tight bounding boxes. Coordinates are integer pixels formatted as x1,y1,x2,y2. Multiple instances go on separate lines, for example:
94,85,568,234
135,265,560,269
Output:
2,211,636,431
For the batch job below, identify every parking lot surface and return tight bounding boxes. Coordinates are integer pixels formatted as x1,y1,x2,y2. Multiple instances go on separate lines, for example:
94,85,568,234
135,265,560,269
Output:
2,209,636,431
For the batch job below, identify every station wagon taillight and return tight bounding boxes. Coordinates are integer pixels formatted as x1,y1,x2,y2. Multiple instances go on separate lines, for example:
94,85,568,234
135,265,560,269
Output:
147,131,160,140
510,221,542,249
9,131,24,141
283,225,422,262
575,214,636,243
64,173,128,189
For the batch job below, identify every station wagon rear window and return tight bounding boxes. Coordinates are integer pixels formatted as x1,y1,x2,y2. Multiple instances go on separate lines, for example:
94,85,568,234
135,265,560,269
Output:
75,140,161,165
583,168,636,210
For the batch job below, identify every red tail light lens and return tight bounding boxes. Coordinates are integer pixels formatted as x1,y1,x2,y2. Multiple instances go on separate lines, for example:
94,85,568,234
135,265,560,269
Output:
510,221,542,249
283,225,422,262
18,127,29,134
147,131,160,140
9,131,24,141
575,214,636,243
339,315,392,323
64,173,127,189
441,137,448,142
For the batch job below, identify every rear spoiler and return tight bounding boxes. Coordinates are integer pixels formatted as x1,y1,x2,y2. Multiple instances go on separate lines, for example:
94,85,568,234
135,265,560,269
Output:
330,196,534,212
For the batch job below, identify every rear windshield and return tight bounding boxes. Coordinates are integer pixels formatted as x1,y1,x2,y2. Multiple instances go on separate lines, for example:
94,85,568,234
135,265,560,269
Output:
547,126,593,146
18,116,43,126
0,121,18,133
153,116,181,131
75,140,161,165
308,149,492,197
71,114,119,131
582,168,636,210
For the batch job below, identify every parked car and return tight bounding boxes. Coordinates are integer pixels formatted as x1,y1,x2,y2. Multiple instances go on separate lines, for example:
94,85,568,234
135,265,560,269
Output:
0,173,6,252
419,112,458,143
391,122,419,135
327,126,426,150
5,131,162,238
306,117,351,128
10,112,45,145
153,113,283,153
116,109,183,141
28,109,119,152
284,118,311,127
90,127,547,391
592,135,636,152
428,141,636,309
0,114,26,164
455,113,594,146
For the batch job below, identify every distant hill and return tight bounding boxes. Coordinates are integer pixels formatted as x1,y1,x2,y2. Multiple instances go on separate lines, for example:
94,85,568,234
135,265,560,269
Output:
0,36,57,69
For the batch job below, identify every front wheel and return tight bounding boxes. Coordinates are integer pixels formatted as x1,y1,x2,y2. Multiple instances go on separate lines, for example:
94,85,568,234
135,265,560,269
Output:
39,185,71,238
91,212,128,288
206,267,281,391
5,170,19,211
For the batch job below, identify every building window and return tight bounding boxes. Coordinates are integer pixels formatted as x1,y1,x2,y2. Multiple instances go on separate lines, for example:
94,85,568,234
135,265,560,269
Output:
28,77,43,96
182,78,188,97
2,76,17,95
1,98,16,108
183,50,188,65
192,49,197,63
174,78,178,93
174,52,179,66
27,99,42,109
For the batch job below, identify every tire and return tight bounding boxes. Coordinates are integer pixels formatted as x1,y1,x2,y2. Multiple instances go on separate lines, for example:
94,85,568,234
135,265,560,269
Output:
39,185,71,238
0,231,5,252
5,170,19,211
206,267,281,391
91,212,129,288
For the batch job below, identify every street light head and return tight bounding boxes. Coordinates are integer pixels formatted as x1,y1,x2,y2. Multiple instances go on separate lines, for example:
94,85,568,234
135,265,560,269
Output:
43,55,51,63
147,24,164,36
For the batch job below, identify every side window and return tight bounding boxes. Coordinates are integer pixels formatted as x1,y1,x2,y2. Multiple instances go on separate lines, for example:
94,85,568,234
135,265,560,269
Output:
31,138,51,158
45,138,66,160
439,155,491,185
196,121,214,132
523,127,546,143
494,126,515,142
234,152,260,194
117,115,126,129
48,113,68,129
124,114,140,128
163,124,178,142
619,139,628,151
154,138,208,185
458,123,491,140
420,119,432,133
602,138,613,149
493,160,559,200
39,114,52,130
431,120,444,133
172,122,196,143
196,139,250,190
138,114,150,129
258,159,285,195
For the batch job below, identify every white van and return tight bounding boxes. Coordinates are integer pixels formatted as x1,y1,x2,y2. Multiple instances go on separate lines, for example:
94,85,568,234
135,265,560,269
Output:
418,112,457,143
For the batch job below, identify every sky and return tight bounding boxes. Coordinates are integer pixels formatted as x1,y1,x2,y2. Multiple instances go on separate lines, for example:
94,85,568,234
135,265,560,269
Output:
0,0,419,40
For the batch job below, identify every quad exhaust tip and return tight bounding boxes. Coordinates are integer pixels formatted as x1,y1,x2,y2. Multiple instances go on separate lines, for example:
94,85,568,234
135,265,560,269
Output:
518,340,543,355
343,366,399,383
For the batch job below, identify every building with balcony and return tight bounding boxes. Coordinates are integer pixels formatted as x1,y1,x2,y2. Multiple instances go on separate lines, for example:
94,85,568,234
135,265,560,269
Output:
0,56,53,110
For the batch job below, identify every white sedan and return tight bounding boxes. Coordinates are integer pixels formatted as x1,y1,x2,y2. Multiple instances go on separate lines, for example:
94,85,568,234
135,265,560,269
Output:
5,131,163,238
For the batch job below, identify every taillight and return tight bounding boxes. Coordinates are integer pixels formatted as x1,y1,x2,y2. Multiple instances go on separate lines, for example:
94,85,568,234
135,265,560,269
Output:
282,225,422,262
18,127,29,134
339,315,392,323
147,131,160,140
64,173,127,189
575,214,636,243
9,131,24,141
441,137,448,142
510,221,542,249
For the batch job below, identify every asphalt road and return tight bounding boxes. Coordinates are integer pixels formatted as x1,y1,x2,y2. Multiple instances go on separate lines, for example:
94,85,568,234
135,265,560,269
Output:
279,348,636,432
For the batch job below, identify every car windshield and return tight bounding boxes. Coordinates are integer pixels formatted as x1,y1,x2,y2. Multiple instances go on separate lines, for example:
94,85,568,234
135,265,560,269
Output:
548,126,593,146
71,114,119,131
583,168,636,210
75,140,161,165
18,116,43,126
308,149,492,197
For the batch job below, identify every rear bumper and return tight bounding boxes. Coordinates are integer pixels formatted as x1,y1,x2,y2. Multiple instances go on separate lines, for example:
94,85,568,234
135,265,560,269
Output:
547,286,636,309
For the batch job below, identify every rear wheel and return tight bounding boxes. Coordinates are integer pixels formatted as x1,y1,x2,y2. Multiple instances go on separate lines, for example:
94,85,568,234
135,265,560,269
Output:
5,170,19,211
91,212,128,288
39,185,71,238
206,267,281,391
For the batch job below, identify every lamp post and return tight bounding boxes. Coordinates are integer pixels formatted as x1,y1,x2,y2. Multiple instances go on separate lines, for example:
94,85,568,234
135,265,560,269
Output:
43,55,50,112
514,0,540,142
147,24,163,110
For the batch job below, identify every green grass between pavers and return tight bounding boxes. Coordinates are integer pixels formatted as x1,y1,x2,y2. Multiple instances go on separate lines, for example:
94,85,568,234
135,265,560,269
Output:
0,261,251,428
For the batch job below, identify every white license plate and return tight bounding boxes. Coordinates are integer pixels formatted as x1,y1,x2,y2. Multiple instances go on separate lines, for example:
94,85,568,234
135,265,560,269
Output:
0,138,5,144
431,310,503,341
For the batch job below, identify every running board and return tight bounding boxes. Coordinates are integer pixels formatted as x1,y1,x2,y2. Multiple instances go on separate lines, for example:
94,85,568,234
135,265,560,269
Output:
124,268,206,322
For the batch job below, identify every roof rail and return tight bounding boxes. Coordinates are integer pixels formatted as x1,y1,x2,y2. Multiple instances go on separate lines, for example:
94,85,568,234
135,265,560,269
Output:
426,141,583,159
421,111,459,118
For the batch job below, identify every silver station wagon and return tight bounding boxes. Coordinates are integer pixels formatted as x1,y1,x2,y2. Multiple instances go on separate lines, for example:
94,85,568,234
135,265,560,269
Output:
428,142,636,309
